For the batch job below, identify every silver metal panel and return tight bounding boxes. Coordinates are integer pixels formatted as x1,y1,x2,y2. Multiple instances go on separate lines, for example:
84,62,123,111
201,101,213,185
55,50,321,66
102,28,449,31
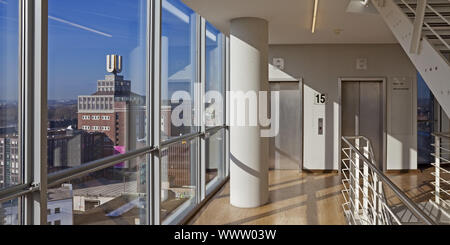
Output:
342,81,383,170
359,82,383,170
342,82,360,137
269,82,302,170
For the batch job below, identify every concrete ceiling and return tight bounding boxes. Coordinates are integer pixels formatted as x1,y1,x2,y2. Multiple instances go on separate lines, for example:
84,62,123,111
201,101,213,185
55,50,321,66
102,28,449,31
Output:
182,0,398,44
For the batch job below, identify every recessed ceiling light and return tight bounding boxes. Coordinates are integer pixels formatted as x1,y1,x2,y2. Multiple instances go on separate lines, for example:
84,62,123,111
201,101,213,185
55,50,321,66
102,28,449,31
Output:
311,0,319,33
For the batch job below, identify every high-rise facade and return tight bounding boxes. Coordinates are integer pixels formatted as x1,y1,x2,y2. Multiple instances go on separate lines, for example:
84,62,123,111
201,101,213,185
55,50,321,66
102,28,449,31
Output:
0,136,19,188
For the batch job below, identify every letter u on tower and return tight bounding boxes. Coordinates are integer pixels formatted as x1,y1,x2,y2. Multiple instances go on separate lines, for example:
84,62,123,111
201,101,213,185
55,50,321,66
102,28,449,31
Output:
106,54,122,74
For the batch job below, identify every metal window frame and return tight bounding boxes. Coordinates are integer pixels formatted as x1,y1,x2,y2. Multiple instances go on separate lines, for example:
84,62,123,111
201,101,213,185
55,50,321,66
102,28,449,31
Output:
204,29,227,195
159,7,204,225
199,16,207,202
225,36,230,178
150,0,162,225
20,0,48,225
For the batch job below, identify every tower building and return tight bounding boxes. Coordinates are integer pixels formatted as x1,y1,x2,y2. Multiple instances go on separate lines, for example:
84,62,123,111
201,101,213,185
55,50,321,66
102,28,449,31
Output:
77,55,146,152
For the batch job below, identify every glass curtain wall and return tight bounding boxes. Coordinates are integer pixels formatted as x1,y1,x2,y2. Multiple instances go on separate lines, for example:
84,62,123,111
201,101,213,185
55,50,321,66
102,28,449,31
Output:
417,74,435,165
204,22,225,191
47,0,148,225
205,22,224,128
0,0,228,225
160,0,199,224
205,129,225,189
161,0,198,141
160,139,198,222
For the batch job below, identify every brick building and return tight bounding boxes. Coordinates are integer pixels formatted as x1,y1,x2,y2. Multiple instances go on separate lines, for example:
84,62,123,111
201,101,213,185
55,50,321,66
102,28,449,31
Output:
77,55,145,151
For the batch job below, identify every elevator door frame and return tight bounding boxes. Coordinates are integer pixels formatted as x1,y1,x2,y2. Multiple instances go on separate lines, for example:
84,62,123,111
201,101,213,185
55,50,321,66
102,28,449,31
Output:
338,77,387,172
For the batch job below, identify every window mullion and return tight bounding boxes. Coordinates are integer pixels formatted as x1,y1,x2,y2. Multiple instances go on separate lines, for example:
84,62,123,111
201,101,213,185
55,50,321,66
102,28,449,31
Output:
22,0,48,225
225,36,230,178
150,0,162,226
199,16,206,202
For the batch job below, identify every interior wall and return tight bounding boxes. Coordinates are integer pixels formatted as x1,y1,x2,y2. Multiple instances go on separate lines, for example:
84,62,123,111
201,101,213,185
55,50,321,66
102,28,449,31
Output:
269,44,418,170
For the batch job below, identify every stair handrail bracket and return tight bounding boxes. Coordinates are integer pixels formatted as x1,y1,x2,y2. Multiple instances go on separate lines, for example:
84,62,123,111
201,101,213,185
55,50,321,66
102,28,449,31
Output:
341,136,436,225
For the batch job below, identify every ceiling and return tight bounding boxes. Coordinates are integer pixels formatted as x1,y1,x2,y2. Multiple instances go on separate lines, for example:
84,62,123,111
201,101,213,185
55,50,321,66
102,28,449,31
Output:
182,0,397,44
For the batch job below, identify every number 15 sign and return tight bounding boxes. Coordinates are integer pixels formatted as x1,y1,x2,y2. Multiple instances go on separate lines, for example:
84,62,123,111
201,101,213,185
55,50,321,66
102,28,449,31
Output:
314,93,327,105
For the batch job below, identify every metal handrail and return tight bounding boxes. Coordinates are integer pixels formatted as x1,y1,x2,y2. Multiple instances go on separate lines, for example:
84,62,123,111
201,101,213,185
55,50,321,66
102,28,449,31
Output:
0,183,34,203
160,125,226,148
47,146,156,187
342,136,437,225
1,147,156,203
1,125,229,204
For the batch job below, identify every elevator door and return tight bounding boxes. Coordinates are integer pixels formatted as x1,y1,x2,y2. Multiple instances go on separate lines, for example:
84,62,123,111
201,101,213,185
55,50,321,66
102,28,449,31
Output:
269,82,302,170
342,81,383,169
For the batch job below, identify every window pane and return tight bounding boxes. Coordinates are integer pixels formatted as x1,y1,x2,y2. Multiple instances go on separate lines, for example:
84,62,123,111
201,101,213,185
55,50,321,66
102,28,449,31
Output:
0,0,20,190
161,0,198,141
47,154,148,225
47,0,148,173
205,22,224,128
0,198,19,225
160,139,198,222
205,129,225,187
417,73,435,165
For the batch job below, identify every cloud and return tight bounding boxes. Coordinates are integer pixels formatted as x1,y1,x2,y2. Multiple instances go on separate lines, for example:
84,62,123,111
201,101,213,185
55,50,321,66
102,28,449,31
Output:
0,0,8,5
49,15,113,38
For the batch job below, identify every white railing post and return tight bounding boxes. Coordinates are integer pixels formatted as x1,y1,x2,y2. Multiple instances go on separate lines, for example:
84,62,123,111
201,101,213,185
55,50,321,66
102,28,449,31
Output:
354,139,360,219
362,140,370,224
435,135,440,205
377,181,385,224
349,147,355,218
372,173,378,224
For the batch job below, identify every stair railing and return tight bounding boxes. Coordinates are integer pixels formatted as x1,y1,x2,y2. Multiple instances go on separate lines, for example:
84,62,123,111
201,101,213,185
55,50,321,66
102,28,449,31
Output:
341,136,436,225
431,132,450,209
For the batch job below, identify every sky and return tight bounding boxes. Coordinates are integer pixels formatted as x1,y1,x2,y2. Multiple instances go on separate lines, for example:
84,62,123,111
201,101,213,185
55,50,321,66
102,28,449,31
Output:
0,0,222,101
0,0,19,102
47,0,147,100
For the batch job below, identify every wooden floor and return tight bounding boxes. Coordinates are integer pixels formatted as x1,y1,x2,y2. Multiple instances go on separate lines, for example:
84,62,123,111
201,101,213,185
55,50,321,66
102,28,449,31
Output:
188,166,440,225
189,170,346,225
385,167,438,206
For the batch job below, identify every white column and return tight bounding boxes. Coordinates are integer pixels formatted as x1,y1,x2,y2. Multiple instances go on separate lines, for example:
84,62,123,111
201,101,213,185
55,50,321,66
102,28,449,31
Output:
230,17,269,208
